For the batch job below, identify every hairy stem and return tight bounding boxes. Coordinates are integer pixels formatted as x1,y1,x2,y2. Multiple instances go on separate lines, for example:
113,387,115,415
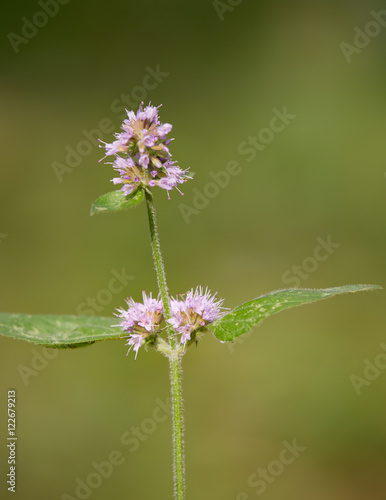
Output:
144,189,174,345
144,188,185,499
169,353,185,500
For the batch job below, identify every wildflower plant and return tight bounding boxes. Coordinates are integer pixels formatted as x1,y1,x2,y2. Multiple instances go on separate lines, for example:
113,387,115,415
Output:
0,103,381,499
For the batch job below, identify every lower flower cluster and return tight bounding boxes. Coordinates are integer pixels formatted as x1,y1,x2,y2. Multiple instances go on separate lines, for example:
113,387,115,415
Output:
114,287,224,358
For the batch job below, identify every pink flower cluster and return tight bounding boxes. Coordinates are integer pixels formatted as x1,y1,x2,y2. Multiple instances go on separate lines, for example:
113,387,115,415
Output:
167,287,225,344
100,104,190,198
115,292,163,359
115,288,224,358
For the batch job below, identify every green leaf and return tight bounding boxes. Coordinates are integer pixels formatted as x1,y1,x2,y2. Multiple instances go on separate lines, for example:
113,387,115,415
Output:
210,284,382,342
0,314,124,348
90,189,144,215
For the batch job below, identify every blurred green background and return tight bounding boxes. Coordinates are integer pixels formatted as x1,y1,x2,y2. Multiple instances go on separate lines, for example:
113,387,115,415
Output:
1,0,385,499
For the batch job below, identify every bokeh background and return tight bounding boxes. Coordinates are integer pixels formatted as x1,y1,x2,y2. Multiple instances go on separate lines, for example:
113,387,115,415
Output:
1,1,385,499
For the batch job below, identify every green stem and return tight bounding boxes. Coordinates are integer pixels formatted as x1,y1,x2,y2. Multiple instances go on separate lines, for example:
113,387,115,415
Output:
144,188,185,499
144,189,174,345
169,353,185,500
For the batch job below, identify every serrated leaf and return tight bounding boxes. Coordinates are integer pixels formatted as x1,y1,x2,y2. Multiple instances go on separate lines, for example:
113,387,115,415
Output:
0,313,124,348
210,284,382,342
90,189,144,215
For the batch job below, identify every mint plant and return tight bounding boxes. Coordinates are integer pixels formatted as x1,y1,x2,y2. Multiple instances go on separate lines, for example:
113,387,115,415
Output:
0,103,381,499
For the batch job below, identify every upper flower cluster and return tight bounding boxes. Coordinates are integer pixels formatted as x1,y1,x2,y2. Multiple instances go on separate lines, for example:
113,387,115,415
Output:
100,104,190,198
115,287,224,358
